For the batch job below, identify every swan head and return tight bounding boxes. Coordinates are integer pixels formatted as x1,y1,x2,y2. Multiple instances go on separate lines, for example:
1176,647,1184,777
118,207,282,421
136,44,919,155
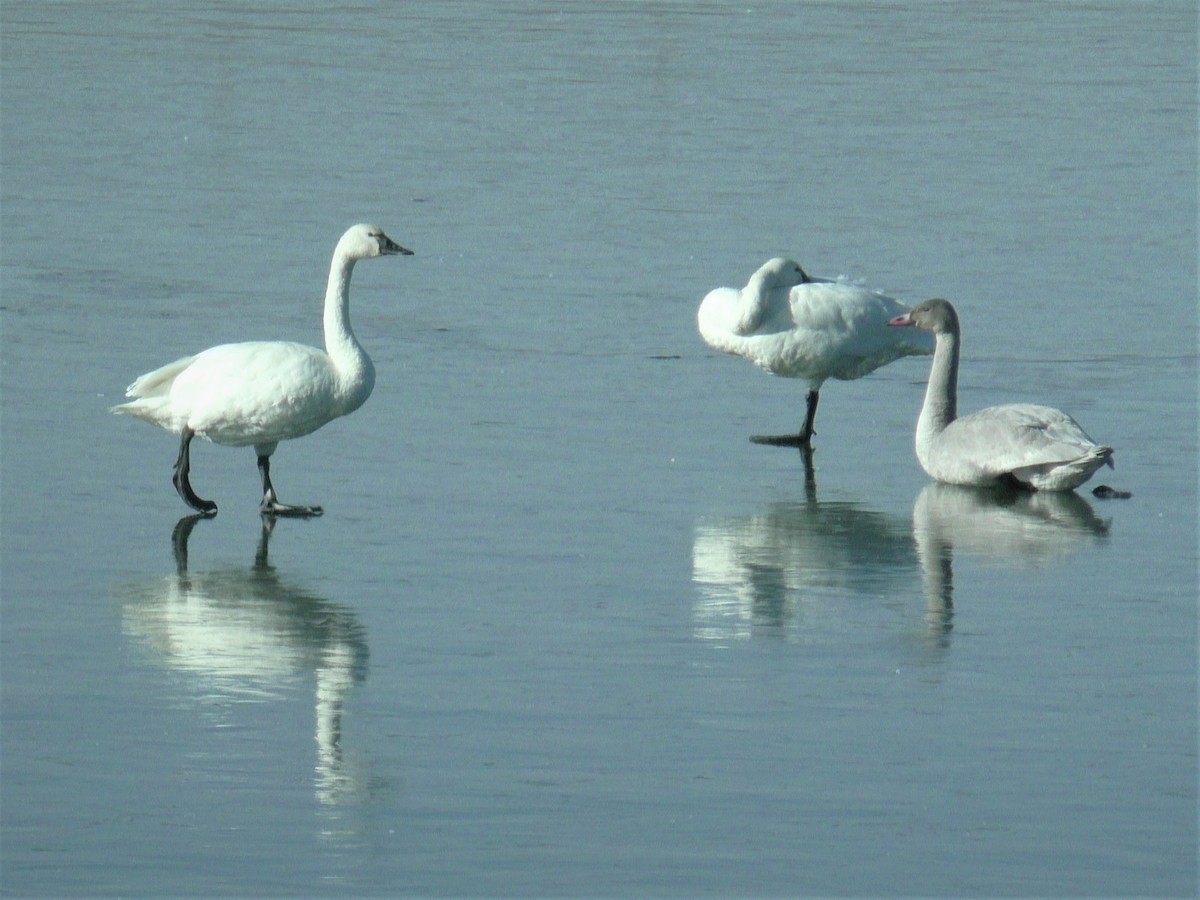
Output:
750,257,809,291
887,298,958,335
338,224,414,260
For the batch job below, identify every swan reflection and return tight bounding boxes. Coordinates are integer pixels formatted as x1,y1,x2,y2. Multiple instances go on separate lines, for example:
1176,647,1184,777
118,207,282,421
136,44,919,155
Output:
912,483,1111,611
692,496,920,642
117,515,369,806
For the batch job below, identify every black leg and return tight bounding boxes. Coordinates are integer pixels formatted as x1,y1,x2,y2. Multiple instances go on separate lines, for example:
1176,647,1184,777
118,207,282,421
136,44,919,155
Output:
750,389,820,449
172,427,217,515
258,454,323,517
799,389,819,443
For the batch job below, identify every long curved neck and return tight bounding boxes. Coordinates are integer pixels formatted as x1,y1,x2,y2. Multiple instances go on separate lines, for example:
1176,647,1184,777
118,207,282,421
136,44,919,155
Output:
916,329,959,457
735,275,773,334
323,251,375,412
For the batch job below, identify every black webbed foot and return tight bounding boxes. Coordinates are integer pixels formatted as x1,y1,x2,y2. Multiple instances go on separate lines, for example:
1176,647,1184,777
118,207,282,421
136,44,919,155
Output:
260,497,324,518
749,389,819,450
257,454,322,517
750,432,813,448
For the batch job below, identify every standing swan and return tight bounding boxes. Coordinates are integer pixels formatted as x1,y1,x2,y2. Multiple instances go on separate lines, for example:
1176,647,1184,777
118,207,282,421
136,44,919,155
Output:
887,299,1113,491
698,258,933,447
112,224,413,516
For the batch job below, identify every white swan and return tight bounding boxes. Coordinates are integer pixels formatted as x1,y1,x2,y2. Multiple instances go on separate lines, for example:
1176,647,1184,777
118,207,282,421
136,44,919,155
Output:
887,299,1113,491
112,224,412,516
698,258,934,446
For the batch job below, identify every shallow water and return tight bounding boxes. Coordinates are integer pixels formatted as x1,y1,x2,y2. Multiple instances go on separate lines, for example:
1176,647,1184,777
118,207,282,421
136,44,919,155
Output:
2,2,1196,896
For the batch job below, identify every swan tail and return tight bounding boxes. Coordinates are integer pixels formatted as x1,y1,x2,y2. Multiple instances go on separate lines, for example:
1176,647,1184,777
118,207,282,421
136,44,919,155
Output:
111,354,197,430
109,395,179,430
1008,446,1115,492
122,354,197,398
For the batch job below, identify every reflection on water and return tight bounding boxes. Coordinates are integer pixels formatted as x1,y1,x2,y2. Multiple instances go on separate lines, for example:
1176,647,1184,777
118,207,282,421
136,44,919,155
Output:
912,483,1111,614
692,487,921,643
116,516,369,806
693,480,1112,651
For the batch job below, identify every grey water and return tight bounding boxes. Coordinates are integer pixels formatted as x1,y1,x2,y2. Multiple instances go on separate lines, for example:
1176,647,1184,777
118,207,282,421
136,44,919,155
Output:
1,2,1196,896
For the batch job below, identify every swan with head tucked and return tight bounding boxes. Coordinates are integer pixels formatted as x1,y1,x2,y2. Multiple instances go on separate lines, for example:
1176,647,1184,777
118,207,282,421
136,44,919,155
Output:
112,224,412,516
698,258,934,446
887,299,1113,491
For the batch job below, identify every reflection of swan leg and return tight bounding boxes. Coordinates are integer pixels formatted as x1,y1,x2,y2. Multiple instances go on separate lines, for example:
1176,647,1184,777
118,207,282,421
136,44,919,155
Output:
257,454,323,517
254,515,276,568
800,443,817,497
172,427,218,515
750,389,819,448
170,512,212,573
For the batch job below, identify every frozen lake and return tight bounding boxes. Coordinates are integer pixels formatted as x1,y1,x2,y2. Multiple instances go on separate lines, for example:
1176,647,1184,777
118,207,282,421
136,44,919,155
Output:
2,2,1196,896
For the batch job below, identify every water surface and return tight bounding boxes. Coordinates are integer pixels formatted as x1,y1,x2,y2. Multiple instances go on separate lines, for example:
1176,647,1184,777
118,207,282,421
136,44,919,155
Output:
2,2,1196,896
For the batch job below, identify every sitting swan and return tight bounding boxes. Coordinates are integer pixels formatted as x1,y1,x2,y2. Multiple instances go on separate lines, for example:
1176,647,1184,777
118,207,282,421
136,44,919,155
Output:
887,299,1113,491
698,258,933,446
112,224,412,516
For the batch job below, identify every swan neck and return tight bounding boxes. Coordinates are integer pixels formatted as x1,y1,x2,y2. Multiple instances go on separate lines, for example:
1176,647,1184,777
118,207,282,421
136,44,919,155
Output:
735,277,772,333
324,253,361,359
918,330,959,446
323,250,375,413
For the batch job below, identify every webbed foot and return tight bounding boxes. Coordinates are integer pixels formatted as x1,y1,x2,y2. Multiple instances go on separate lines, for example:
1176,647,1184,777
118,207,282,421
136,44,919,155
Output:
260,497,324,518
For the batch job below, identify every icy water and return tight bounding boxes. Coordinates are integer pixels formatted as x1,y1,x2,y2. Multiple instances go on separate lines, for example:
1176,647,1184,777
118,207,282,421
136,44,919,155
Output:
2,2,1196,896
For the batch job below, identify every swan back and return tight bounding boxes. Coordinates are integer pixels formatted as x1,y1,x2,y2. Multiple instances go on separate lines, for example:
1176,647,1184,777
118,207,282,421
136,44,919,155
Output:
785,282,933,381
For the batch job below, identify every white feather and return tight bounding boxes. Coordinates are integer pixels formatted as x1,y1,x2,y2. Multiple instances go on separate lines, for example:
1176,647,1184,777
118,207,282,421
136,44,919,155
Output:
112,223,410,510
698,258,933,391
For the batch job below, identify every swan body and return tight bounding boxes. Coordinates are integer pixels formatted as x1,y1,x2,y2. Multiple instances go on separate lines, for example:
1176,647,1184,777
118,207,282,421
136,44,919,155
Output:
112,224,412,515
122,340,370,448
698,258,933,445
888,299,1113,492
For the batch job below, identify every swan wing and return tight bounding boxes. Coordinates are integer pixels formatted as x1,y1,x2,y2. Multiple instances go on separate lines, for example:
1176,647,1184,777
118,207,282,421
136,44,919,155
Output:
929,404,1112,489
111,354,201,428
790,282,933,355
761,281,933,380
123,354,199,398
167,342,342,445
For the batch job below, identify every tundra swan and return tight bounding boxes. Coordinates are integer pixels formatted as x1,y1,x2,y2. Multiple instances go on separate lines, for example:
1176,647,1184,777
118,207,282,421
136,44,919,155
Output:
112,224,412,515
887,299,1113,491
698,258,933,446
